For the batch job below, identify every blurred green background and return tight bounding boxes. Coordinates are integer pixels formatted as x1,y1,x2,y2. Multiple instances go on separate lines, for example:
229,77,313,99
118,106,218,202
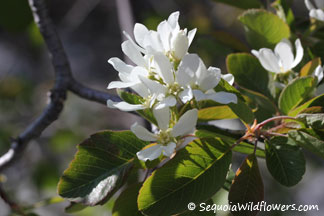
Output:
0,0,323,215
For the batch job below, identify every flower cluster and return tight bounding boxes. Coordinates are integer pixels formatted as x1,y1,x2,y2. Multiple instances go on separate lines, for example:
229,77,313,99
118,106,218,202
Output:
107,12,237,161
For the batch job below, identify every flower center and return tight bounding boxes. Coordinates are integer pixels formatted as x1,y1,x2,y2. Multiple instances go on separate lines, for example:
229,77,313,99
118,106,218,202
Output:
168,82,182,95
157,129,175,146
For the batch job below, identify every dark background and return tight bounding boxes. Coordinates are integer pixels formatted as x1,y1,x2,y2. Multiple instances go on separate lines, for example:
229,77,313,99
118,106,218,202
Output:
0,0,323,215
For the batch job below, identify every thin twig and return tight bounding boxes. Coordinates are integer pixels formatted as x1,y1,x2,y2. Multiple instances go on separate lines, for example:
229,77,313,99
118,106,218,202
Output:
69,79,121,104
0,185,25,215
0,0,120,171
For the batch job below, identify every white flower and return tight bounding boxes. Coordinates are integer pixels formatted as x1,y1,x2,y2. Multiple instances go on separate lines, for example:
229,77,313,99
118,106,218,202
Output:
177,54,237,104
124,11,197,61
305,0,324,21
131,108,198,161
314,65,324,84
107,53,177,111
251,38,304,74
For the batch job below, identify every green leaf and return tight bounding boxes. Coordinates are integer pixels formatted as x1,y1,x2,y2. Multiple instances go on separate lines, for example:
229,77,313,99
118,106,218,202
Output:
300,58,322,77
265,137,305,187
296,113,324,130
288,129,324,159
239,9,291,49
118,90,157,125
212,0,262,9
58,131,148,206
195,127,265,158
228,154,264,216
241,87,277,115
227,53,274,99
137,138,232,216
112,183,144,216
288,93,324,116
279,77,316,114
198,105,237,122
215,78,255,124
65,202,87,214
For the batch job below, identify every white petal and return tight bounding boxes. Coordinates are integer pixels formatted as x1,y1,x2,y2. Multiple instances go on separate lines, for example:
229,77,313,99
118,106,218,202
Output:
310,9,324,21
199,67,221,91
155,96,177,110
196,58,208,84
134,23,149,48
188,28,197,46
131,122,157,141
275,39,294,72
153,107,170,131
122,40,147,67
143,31,164,53
139,75,167,95
172,31,189,60
171,109,198,137
107,100,145,111
162,142,176,157
193,89,208,101
252,49,281,73
154,53,174,84
107,81,135,89
179,87,193,103
305,0,315,10
167,11,180,30
206,92,238,104
291,39,304,68
157,20,172,51
108,57,133,74
137,144,163,161
123,31,146,54
177,54,200,86
131,82,150,98
222,74,235,85
314,65,324,84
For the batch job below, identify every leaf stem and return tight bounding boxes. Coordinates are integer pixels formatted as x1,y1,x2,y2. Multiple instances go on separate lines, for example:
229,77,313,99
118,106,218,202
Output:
255,116,296,131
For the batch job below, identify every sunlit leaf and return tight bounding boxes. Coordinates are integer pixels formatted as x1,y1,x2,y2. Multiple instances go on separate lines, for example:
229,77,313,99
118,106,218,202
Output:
279,77,316,114
239,9,291,49
58,131,148,206
288,93,324,116
296,113,324,130
288,129,324,159
137,138,232,215
300,58,322,77
198,106,237,122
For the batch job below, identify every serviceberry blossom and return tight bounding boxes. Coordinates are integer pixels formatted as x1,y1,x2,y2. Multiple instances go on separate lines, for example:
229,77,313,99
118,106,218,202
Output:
314,65,324,84
251,39,303,74
124,11,197,62
305,0,324,22
177,54,237,104
131,108,198,161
